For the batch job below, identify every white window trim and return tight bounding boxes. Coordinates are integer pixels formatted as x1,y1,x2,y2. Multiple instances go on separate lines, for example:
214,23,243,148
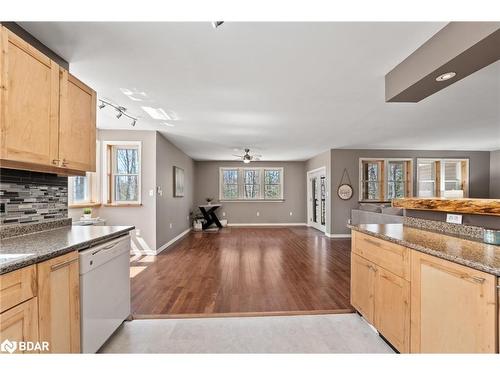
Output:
102,141,142,205
68,140,101,207
219,167,284,202
358,158,413,202
416,158,469,198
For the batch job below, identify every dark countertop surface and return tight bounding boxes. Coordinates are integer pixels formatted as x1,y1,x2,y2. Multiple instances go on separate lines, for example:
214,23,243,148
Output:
349,223,500,276
0,225,135,275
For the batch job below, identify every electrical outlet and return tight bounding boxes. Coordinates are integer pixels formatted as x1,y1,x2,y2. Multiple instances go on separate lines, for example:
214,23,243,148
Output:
289,211,293,216
187,215,189,221
169,223,173,229
256,212,260,217
149,189,154,197
446,214,463,224
222,212,226,217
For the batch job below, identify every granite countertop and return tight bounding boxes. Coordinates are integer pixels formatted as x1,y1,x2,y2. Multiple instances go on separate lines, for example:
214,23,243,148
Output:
0,225,135,275
349,223,500,276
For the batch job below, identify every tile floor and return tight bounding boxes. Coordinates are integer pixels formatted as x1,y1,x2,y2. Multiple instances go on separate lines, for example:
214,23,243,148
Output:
100,313,394,353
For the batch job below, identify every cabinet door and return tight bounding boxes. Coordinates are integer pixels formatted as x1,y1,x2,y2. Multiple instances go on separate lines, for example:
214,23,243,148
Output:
58,69,96,172
0,27,59,166
37,251,80,353
351,253,376,324
411,251,497,353
374,268,410,353
0,298,38,353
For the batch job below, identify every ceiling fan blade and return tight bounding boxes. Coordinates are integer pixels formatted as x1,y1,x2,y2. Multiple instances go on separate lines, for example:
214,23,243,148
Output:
232,154,243,158
253,154,262,158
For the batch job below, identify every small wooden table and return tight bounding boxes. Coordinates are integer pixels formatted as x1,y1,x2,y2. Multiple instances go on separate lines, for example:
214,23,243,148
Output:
198,204,223,230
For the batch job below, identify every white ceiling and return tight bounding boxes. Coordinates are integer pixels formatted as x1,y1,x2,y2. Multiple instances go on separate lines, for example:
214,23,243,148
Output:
20,22,500,160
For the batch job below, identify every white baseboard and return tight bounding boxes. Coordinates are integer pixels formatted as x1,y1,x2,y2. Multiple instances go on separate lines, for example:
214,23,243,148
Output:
155,228,192,255
325,233,352,238
227,222,307,227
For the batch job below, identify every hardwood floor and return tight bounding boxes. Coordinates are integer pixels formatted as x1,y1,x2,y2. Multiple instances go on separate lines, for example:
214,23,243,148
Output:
130,226,353,317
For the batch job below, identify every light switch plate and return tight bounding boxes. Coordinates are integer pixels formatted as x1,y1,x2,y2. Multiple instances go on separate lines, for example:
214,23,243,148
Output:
446,213,463,224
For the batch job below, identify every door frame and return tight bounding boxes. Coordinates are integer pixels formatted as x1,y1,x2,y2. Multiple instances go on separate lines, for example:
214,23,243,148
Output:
306,166,327,234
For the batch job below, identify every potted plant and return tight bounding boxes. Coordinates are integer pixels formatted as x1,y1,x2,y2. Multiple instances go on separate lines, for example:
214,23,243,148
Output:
82,207,92,220
205,197,214,205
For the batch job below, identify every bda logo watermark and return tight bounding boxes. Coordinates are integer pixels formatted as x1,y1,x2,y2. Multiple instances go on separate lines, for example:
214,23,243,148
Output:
1,339,49,353
1,339,17,353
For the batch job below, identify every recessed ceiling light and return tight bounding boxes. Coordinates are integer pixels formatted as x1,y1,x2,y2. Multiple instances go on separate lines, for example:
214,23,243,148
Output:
435,72,456,82
141,106,171,121
162,122,175,127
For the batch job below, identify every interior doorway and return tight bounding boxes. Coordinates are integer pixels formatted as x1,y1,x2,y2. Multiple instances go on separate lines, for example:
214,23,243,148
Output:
307,167,327,233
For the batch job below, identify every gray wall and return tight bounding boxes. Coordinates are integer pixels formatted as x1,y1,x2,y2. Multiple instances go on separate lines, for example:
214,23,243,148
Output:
330,149,491,234
490,150,500,198
305,150,332,233
194,161,306,224
155,132,194,249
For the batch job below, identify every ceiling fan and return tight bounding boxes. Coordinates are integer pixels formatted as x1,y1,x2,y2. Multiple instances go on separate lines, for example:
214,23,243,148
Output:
233,148,262,164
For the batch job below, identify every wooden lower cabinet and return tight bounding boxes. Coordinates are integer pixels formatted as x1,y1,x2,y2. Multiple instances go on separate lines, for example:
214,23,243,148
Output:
411,251,497,353
37,252,80,353
374,267,410,353
351,253,376,324
351,252,410,352
0,298,39,353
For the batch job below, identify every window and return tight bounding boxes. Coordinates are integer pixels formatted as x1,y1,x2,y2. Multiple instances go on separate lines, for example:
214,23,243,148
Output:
104,141,142,205
68,142,100,207
417,159,469,198
220,167,284,201
417,160,437,197
359,159,412,201
264,169,282,199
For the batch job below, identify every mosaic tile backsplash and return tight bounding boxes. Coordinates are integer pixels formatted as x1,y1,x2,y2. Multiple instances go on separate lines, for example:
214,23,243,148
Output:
0,168,68,225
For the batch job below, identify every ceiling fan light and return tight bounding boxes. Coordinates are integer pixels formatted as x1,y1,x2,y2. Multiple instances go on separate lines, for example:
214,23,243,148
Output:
243,158,251,164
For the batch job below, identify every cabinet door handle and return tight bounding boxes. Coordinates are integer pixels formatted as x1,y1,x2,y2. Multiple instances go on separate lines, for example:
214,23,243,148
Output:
61,158,68,167
470,276,486,284
52,159,60,165
51,257,78,272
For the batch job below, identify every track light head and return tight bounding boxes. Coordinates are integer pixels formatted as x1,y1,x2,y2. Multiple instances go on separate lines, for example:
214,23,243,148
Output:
211,21,224,29
98,102,106,109
131,119,137,127
116,111,123,119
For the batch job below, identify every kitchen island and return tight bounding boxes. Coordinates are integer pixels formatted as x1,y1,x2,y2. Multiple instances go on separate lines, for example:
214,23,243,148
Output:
349,222,499,354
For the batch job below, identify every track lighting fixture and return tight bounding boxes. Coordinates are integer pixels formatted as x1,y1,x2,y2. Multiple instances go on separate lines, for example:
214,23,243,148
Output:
98,99,139,127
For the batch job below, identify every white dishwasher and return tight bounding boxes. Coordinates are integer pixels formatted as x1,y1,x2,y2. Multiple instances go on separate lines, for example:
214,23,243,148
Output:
79,234,131,353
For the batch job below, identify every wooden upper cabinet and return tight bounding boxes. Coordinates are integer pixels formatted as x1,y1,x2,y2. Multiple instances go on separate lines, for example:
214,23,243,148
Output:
37,251,80,353
58,69,96,172
411,251,497,353
0,26,96,175
0,27,59,167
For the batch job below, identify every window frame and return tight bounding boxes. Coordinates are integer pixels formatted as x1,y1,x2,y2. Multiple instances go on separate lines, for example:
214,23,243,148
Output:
68,141,101,207
416,158,469,198
102,141,142,206
219,167,284,202
358,158,413,202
